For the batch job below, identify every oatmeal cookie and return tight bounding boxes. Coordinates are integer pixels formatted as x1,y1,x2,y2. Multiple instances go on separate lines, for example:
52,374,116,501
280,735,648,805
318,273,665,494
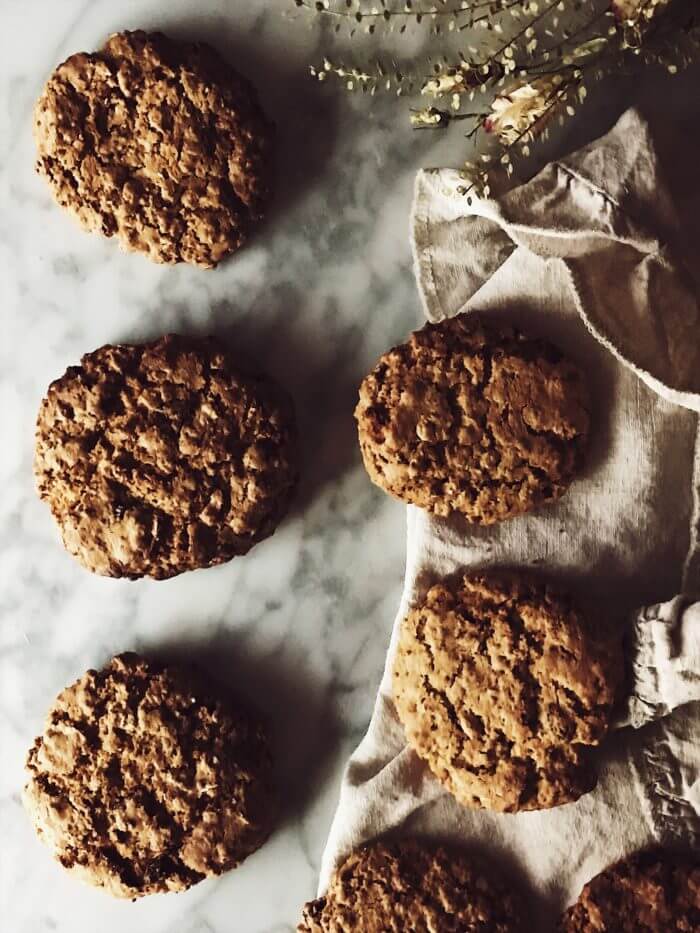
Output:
23,653,275,898
559,849,700,932
34,30,272,267
355,316,589,523
393,573,621,812
34,334,298,579
298,839,526,932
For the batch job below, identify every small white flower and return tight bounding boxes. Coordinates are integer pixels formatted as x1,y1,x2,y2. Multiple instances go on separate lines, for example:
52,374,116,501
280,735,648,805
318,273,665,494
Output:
457,163,487,198
485,76,562,145
422,71,466,97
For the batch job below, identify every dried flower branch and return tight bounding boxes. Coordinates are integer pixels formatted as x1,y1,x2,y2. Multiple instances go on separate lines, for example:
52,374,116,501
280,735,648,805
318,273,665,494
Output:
612,0,672,26
297,0,699,193
485,74,569,143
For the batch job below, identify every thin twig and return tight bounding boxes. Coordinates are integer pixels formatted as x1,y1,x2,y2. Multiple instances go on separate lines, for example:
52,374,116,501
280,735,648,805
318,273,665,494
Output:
295,0,526,19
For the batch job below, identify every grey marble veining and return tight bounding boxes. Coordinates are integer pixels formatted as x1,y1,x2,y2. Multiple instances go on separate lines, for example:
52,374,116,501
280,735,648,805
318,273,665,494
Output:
2,3,699,932
0,5,429,931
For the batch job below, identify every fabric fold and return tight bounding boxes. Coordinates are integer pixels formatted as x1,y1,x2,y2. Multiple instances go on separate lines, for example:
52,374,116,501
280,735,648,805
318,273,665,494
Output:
621,597,700,729
412,110,700,411
319,109,700,924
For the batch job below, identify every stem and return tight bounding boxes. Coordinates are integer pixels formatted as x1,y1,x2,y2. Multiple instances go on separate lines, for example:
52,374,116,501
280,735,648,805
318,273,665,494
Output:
422,3,611,81
525,4,614,67
295,0,522,19
460,0,561,38
458,76,579,196
466,71,579,165
512,77,577,141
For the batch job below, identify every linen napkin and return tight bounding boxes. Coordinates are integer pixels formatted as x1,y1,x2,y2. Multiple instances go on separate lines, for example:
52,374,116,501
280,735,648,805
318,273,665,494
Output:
318,110,700,927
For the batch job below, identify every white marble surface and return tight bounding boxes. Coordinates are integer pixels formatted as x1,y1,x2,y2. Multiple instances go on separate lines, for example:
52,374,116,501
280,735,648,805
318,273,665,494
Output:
1,3,699,932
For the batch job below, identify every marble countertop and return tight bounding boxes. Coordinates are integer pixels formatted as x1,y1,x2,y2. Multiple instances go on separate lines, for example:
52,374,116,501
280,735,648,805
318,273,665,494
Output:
2,3,699,932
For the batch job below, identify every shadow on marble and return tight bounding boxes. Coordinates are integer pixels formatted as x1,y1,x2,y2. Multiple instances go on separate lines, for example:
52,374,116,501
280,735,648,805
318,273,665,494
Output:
150,629,341,827
162,17,338,237
131,297,366,512
218,308,366,515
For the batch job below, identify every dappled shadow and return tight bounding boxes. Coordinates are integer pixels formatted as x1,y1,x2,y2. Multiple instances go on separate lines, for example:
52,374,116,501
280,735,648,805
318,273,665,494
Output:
150,628,340,827
380,825,542,927
162,16,339,237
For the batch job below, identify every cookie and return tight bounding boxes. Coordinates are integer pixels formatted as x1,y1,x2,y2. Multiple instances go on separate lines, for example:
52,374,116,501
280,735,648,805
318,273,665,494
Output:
298,839,526,932
34,334,298,579
355,316,589,523
559,849,700,931
34,30,272,268
23,653,275,898
393,573,620,812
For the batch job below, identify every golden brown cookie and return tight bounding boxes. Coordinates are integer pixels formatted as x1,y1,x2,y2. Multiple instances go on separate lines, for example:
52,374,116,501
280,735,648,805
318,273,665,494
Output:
559,849,700,932
298,839,527,932
355,316,589,523
23,653,275,898
393,573,621,812
34,30,272,268
34,334,298,579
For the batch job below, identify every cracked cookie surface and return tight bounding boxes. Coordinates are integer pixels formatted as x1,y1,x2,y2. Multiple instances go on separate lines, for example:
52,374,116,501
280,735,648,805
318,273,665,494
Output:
355,316,589,523
34,30,272,268
23,653,275,898
34,334,298,579
393,574,621,812
559,849,700,932
298,839,526,932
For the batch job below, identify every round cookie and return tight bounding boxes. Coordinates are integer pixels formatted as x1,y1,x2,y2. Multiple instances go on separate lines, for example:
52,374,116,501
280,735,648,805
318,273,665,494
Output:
355,316,589,523
559,849,700,932
298,839,526,932
34,334,298,579
23,653,275,898
34,30,272,268
393,573,621,812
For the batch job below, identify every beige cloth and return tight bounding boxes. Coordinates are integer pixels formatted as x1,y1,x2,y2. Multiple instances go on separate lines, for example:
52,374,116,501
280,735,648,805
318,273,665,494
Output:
319,110,700,926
